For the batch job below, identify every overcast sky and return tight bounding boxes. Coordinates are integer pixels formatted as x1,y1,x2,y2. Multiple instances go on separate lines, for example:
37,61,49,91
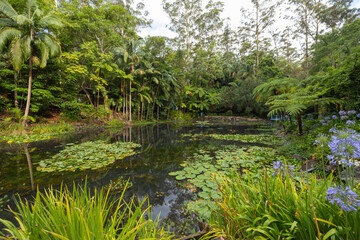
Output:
138,0,360,38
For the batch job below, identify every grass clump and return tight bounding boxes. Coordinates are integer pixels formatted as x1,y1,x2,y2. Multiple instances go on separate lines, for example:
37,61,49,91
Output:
0,184,172,240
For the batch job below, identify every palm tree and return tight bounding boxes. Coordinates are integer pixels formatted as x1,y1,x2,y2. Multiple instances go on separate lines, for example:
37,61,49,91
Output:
114,38,147,121
0,0,63,125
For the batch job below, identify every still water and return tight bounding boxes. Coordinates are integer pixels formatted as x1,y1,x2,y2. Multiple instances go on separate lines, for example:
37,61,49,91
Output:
0,122,271,235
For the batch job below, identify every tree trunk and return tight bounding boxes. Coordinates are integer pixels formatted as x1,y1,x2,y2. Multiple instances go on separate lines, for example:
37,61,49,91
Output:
125,82,128,120
130,64,134,122
157,105,159,121
14,71,19,108
146,102,150,120
22,56,33,126
297,113,303,135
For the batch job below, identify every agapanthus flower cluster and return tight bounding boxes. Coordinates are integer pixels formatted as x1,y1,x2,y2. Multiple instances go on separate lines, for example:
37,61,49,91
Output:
347,110,357,116
339,110,347,116
346,120,355,126
326,186,360,211
272,161,294,176
336,110,358,121
326,128,360,166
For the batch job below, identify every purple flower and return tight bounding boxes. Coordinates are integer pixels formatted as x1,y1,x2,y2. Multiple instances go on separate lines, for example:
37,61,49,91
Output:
327,128,360,165
326,186,360,211
332,115,338,120
325,117,331,120
341,115,349,120
347,110,357,115
339,110,347,116
346,120,355,126
340,158,355,167
272,161,294,176
357,113,360,118
329,127,337,133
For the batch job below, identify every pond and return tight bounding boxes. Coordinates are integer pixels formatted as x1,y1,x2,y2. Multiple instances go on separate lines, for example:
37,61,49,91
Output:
0,121,273,235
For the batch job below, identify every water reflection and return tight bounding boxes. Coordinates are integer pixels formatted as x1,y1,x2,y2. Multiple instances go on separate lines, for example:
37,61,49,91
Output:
23,144,35,191
0,122,271,235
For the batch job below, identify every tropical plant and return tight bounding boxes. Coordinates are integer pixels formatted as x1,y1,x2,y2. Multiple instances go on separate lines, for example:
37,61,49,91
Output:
266,91,341,134
0,0,63,125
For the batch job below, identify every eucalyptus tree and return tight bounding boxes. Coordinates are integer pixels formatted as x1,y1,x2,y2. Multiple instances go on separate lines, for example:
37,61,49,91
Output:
194,0,224,50
288,0,328,75
320,0,360,30
0,0,63,125
239,0,278,68
162,0,202,70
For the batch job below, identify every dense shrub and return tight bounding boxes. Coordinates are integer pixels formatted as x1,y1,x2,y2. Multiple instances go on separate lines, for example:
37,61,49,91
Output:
60,101,81,121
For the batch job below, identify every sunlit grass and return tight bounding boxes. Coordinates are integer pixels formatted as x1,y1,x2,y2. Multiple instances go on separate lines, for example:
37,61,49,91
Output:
0,183,173,240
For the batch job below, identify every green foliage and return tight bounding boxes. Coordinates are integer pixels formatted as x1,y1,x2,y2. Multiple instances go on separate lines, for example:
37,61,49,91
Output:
5,108,35,125
30,122,74,134
37,141,140,172
207,133,284,145
169,145,296,219
106,119,125,127
60,101,81,121
169,110,193,122
0,184,172,239
0,96,9,112
206,171,360,240
0,133,62,144
278,134,316,160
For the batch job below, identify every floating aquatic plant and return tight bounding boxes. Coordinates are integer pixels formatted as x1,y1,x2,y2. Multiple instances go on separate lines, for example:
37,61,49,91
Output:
105,176,133,192
37,141,140,172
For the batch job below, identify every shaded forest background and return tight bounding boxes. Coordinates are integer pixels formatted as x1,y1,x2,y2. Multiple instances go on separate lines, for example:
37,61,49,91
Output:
0,0,359,122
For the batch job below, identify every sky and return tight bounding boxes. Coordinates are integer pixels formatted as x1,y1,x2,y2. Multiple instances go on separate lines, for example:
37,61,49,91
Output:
137,0,360,38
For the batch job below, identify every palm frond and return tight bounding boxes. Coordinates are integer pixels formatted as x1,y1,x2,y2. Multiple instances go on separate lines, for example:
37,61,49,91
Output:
0,0,18,20
31,8,42,19
20,35,31,59
38,13,63,28
34,39,49,68
26,0,37,18
0,27,21,52
9,37,24,71
253,77,299,102
41,34,60,57
14,15,29,25
0,18,17,27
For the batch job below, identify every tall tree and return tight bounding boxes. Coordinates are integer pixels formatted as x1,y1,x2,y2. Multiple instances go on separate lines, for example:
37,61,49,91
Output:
162,0,202,70
240,0,277,68
320,0,360,30
0,0,62,125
